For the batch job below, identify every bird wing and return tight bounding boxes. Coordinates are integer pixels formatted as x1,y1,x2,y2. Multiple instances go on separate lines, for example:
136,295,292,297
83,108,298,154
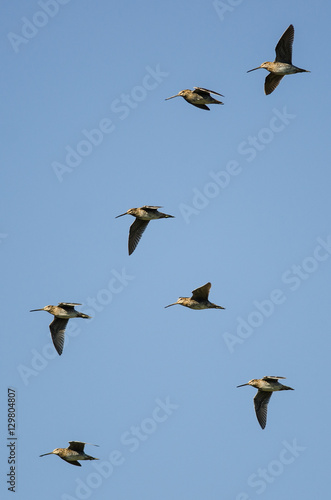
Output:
254,391,273,429
191,282,211,301
68,441,99,451
194,87,224,97
60,456,81,466
262,376,286,382
141,206,162,210
128,219,150,255
58,302,81,308
275,24,294,64
68,441,86,452
189,102,210,110
264,73,284,95
49,318,68,355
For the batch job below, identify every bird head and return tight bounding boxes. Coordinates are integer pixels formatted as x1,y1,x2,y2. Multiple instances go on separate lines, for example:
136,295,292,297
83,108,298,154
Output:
115,208,135,218
30,305,52,313
237,379,258,388
40,448,60,457
164,297,185,308
165,90,188,100
247,62,269,73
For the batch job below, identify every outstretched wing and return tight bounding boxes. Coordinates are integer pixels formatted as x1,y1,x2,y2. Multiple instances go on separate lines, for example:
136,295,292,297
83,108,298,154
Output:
191,282,211,301
275,24,294,64
254,391,273,429
49,318,68,355
264,73,284,95
128,219,150,255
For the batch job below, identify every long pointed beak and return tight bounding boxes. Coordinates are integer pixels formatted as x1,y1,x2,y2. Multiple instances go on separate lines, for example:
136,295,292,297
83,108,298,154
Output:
30,308,44,312
165,94,179,100
164,303,177,308
247,66,261,73
40,452,53,457
237,383,249,388
115,213,127,218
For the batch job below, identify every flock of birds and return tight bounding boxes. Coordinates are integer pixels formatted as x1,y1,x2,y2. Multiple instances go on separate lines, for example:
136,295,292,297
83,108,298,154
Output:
35,24,306,467
30,282,224,356
164,24,309,108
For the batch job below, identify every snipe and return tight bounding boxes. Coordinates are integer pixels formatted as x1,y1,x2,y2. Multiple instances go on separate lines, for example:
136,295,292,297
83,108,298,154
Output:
30,303,91,355
247,25,310,94
237,376,294,429
116,205,174,255
165,282,225,310
40,441,99,467
165,87,224,110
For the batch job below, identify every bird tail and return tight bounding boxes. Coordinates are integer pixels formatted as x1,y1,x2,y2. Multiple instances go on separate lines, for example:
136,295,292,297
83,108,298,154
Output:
212,98,224,105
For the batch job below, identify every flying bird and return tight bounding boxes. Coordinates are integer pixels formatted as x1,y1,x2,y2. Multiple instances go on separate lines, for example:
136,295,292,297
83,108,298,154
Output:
247,24,310,94
30,303,91,355
237,376,294,429
165,87,224,110
40,441,99,467
116,205,174,255
165,282,225,310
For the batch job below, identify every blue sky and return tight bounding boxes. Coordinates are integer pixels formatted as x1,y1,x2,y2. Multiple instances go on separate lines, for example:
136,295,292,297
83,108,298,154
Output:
1,0,331,498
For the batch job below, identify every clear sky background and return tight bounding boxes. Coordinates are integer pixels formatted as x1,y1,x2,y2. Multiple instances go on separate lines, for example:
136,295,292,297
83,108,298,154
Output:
1,0,331,499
